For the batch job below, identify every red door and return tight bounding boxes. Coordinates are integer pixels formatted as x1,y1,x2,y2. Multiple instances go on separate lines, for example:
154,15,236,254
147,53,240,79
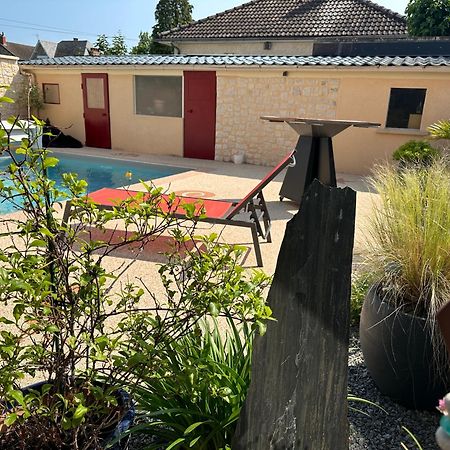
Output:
184,71,216,160
81,73,111,148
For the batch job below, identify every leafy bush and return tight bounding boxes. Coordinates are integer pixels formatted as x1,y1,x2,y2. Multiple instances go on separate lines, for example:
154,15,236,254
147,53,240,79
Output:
0,95,272,448
130,317,255,450
392,140,441,166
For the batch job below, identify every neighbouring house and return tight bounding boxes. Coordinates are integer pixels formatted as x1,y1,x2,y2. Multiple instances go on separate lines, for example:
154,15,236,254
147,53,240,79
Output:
0,33,34,60
0,34,30,118
156,0,408,55
20,53,450,174
30,38,94,59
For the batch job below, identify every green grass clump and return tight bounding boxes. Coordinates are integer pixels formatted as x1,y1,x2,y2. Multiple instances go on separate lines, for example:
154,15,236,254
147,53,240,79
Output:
130,317,253,450
350,270,374,326
368,159,450,338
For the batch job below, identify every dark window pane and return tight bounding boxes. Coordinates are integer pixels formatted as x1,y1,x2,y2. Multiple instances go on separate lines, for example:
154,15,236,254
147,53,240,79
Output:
386,88,426,129
135,76,182,118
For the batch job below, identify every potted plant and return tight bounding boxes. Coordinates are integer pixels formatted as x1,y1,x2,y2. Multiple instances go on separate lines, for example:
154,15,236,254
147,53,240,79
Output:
360,160,450,409
0,99,272,447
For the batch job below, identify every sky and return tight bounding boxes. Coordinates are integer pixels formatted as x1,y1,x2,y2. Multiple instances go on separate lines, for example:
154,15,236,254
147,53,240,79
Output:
1,0,410,47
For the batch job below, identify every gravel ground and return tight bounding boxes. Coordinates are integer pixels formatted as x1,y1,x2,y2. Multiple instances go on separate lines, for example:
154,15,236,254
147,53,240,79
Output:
349,328,440,450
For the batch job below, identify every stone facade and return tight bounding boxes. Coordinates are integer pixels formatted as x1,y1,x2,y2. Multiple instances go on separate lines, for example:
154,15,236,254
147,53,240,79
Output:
215,75,339,166
0,56,27,118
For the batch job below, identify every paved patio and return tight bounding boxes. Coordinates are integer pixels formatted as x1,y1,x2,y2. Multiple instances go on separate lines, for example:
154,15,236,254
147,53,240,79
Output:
53,147,377,275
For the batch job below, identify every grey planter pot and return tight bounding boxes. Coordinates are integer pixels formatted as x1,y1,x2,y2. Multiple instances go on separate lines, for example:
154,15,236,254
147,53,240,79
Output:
360,284,450,410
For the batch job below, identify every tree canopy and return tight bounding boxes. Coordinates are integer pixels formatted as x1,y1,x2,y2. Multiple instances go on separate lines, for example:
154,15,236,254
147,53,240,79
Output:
110,31,128,55
95,34,110,54
94,32,128,55
151,0,193,54
406,0,450,36
131,31,153,54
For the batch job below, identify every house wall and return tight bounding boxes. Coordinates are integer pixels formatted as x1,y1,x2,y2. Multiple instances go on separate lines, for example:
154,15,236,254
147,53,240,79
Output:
174,40,314,56
0,55,27,117
26,65,450,175
215,71,339,166
33,72,85,141
32,69,184,156
215,67,450,173
335,71,450,173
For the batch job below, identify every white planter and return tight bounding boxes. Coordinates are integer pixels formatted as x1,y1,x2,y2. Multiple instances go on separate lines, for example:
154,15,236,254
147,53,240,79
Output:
232,153,245,164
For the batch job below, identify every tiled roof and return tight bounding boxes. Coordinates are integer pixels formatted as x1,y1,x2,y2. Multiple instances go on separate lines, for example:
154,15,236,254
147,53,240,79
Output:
20,55,450,67
158,0,407,41
1,42,34,60
55,40,92,57
31,40,58,59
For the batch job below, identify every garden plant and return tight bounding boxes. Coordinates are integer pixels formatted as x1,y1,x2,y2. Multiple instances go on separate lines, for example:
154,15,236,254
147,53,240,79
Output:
392,139,441,167
0,95,271,449
360,158,450,408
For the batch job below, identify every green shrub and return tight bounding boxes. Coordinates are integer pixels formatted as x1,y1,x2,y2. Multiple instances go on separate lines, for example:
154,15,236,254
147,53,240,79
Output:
350,270,374,326
130,317,254,449
392,140,441,166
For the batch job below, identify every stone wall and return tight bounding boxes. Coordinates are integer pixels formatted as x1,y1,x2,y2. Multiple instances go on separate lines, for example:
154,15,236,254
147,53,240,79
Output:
215,75,339,166
0,55,27,118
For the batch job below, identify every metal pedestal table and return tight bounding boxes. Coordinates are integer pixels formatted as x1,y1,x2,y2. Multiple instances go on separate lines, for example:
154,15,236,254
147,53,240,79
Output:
261,117,380,204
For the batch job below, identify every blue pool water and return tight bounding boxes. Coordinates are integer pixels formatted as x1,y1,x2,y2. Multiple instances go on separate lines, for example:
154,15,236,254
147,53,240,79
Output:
0,152,187,214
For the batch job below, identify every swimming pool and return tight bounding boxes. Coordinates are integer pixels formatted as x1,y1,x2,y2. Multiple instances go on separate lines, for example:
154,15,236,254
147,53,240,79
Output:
0,152,188,214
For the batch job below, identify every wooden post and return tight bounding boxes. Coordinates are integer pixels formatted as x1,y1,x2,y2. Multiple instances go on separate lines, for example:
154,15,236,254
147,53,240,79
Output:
232,180,356,450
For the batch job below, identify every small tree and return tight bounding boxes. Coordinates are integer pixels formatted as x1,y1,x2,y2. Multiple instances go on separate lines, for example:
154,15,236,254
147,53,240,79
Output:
406,0,450,36
95,34,110,54
131,31,153,54
0,95,271,448
110,31,128,55
15,83,44,119
151,0,193,54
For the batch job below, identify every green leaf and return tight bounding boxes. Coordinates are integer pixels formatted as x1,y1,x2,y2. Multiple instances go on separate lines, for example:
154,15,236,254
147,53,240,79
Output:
13,304,25,321
4,413,18,426
0,96,14,104
43,157,59,169
184,421,206,435
208,302,219,317
9,389,24,405
30,239,47,247
61,416,72,430
189,436,202,447
73,404,89,420
45,325,59,333
0,317,13,325
166,438,186,450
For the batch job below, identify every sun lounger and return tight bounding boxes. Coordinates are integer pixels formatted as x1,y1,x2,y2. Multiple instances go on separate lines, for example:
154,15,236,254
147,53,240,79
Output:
63,151,295,266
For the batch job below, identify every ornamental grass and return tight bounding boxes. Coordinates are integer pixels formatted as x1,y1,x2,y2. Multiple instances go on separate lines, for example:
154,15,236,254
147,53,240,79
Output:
368,159,450,353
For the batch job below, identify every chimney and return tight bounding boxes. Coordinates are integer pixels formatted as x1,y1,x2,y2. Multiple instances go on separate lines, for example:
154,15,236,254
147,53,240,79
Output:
73,38,78,41
0,33,6,45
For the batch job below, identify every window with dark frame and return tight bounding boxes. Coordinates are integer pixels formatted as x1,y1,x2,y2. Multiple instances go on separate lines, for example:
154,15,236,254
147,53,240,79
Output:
135,76,182,118
385,88,426,129
42,83,60,104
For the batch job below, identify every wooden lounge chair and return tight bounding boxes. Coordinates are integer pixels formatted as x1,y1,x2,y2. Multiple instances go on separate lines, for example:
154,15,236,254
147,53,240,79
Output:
63,151,295,266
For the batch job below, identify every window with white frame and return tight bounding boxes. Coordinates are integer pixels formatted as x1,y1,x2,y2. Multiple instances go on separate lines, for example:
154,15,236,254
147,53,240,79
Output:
385,88,426,129
43,83,60,104
135,76,182,117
